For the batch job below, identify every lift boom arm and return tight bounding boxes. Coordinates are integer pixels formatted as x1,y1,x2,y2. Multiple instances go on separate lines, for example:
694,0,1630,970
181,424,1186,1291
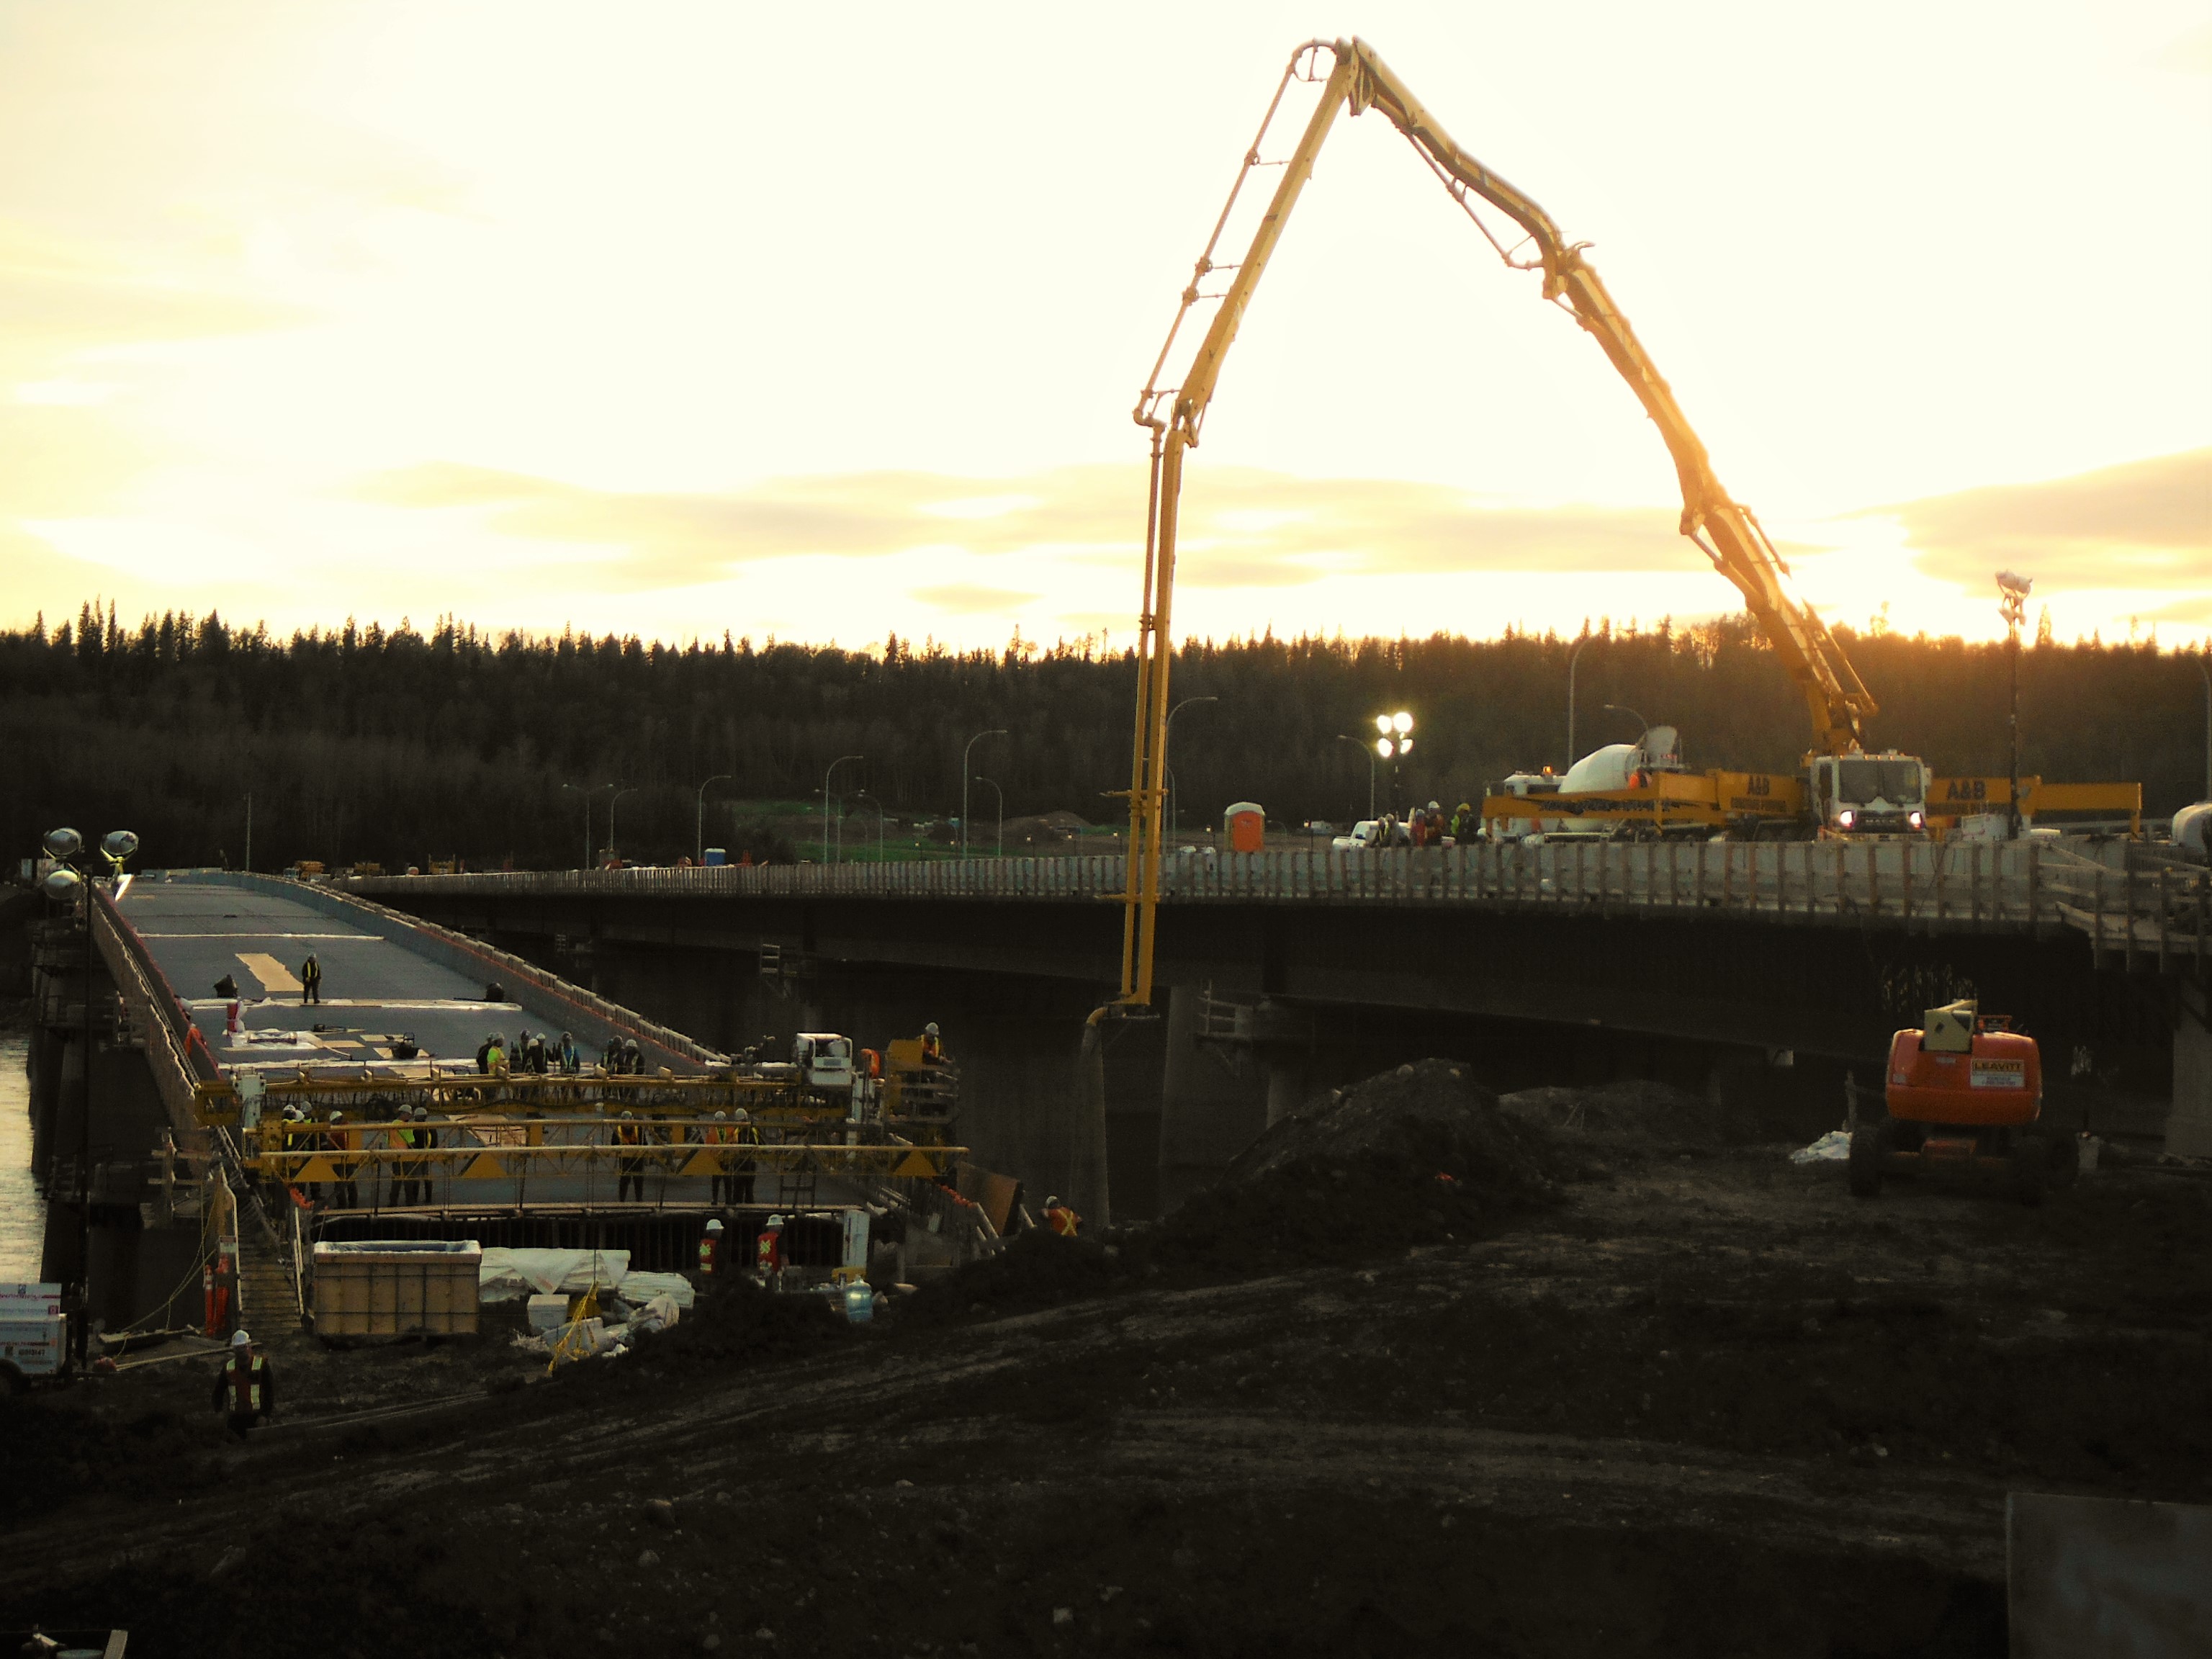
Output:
1115,37,1876,1006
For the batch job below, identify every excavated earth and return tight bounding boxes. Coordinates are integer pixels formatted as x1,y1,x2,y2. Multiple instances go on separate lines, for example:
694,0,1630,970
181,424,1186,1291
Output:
4,1059,2208,1657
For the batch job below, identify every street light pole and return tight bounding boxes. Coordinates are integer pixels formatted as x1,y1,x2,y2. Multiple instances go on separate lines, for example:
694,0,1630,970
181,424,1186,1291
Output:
693,773,732,866
1567,637,1592,767
243,793,252,875
2196,654,2211,802
559,783,595,871
973,775,1004,856
855,791,887,862
1602,703,1650,743
1997,571,2031,838
606,788,637,866
823,754,863,863
1334,735,1377,821
961,729,1007,860
1163,695,1217,844
40,827,137,1369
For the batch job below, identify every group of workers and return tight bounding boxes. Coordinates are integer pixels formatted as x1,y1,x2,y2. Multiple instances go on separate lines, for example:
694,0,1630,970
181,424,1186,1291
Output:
1373,801,1478,848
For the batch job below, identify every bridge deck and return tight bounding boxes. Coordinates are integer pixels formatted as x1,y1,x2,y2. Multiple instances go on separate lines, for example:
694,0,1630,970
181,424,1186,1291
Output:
354,839,2211,966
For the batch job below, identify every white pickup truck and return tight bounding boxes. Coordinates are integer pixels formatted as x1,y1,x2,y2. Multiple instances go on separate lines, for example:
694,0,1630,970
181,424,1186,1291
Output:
1,1282,68,1390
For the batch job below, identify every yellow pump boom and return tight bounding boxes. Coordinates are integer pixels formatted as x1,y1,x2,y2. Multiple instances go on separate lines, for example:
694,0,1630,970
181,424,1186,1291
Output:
1117,37,1879,1006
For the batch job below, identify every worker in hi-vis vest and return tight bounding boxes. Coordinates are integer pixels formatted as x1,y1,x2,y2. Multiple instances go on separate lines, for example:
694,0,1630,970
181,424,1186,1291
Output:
211,1328,276,1437
698,1218,724,1275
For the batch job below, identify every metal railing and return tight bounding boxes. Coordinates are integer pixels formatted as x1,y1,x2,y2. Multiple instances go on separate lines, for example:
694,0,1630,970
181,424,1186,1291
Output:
344,838,2206,968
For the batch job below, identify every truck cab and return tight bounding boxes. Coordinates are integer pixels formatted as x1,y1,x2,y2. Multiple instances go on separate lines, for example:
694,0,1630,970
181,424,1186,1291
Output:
1,1282,68,1388
1806,752,1930,837
791,1033,855,1096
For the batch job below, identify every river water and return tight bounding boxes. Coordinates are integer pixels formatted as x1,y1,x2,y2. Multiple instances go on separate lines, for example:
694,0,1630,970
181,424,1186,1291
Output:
0,1035,44,1282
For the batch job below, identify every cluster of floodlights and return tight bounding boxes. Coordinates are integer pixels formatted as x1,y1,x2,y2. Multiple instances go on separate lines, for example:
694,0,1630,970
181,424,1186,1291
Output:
39,827,139,901
1373,711,1414,760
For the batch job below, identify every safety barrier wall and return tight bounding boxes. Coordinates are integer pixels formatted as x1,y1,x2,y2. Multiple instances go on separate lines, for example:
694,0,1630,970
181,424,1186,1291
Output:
339,838,2209,969
179,871,727,1067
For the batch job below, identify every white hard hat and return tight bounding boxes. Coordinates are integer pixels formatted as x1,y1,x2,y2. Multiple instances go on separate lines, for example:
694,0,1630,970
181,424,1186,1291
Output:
329,1111,343,1124
621,1109,634,1118
925,1022,940,1036
714,1110,727,1120
705,1218,724,1233
732,1108,748,1123
766,1214,785,1229
231,1329,251,1347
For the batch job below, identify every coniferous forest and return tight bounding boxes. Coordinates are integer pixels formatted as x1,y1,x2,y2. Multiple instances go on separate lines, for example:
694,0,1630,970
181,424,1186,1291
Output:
2,602,2206,872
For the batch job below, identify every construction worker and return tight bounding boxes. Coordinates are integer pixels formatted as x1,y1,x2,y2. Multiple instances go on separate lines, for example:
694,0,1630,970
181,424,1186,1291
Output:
623,1035,644,1076
1043,1195,1081,1237
387,1110,418,1209
756,1214,786,1289
526,1032,549,1074
698,1218,724,1276
616,1110,645,1203
707,1110,732,1205
601,1035,622,1072
486,1033,509,1079
920,1022,945,1064
731,1107,760,1208
557,1030,580,1074
328,1112,356,1209
210,1328,276,1438
410,1105,438,1206
300,952,322,1006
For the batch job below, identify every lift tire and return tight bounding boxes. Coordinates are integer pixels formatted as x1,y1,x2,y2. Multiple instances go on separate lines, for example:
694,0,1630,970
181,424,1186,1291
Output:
2014,1134,2049,1208
2044,1131,2082,1192
1848,1123,1883,1198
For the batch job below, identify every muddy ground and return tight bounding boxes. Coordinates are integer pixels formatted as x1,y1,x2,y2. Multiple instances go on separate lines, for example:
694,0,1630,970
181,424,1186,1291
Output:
4,1065,2208,1657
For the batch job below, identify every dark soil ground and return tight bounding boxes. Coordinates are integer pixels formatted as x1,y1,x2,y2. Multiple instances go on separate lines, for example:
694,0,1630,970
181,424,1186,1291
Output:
4,1059,2208,1656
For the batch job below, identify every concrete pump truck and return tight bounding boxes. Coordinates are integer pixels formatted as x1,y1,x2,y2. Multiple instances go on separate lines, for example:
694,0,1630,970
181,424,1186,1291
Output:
1112,35,1929,1009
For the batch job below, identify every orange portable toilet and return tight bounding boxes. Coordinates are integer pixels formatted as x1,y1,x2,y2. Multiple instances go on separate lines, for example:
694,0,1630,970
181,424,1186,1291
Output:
1223,801,1266,853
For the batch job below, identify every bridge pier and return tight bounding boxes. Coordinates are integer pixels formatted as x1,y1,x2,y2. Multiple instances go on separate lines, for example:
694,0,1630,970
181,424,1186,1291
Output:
1159,986,1267,1213
2169,984,2212,1159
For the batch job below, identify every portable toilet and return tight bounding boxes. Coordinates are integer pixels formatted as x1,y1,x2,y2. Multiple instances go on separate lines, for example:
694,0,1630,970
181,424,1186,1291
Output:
1223,801,1266,853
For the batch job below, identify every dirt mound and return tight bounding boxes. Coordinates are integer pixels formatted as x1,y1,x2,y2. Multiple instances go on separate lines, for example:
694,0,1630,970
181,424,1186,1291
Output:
1499,1079,1738,1151
1159,1058,1565,1272
619,1277,855,1375
907,1060,1565,1320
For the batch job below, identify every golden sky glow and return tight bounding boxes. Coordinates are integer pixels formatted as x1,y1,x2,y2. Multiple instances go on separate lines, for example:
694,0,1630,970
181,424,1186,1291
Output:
1,1,2207,649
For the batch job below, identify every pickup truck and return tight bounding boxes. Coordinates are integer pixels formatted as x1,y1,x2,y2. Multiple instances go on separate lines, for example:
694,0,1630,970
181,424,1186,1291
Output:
1,1282,67,1390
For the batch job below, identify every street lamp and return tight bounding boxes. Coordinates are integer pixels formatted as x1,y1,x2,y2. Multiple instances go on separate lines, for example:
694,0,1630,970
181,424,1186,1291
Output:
972,775,1004,857
559,783,603,871
1997,570,2032,837
606,788,637,866
1372,711,1413,809
1164,695,1217,842
2194,654,2211,803
693,773,732,866
961,729,1007,860
1567,636,1593,766
41,824,136,1368
1603,703,1650,742
854,791,887,863
822,754,863,863
1334,734,1377,821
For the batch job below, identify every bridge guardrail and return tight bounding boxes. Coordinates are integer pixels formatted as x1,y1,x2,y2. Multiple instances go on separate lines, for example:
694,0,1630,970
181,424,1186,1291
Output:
343,838,2208,970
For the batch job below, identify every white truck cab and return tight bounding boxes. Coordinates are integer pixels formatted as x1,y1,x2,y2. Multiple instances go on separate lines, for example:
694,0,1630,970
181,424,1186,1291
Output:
791,1033,855,1095
1,1282,67,1388
1806,751,1930,837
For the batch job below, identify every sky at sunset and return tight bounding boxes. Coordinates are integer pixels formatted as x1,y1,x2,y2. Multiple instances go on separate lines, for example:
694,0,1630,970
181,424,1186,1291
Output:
1,1,2207,652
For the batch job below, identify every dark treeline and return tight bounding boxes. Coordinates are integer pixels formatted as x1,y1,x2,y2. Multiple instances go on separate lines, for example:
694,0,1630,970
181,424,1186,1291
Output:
3,601,2206,871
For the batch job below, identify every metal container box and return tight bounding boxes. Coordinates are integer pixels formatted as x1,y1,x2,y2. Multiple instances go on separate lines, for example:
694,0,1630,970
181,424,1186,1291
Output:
310,1239,482,1337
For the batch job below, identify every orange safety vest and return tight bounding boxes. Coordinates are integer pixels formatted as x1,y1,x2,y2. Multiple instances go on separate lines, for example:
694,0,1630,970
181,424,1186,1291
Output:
616,1123,640,1148
223,1353,268,1413
1046,1205,1079,1238
757,1230,781,1271
698,1235,719,1274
